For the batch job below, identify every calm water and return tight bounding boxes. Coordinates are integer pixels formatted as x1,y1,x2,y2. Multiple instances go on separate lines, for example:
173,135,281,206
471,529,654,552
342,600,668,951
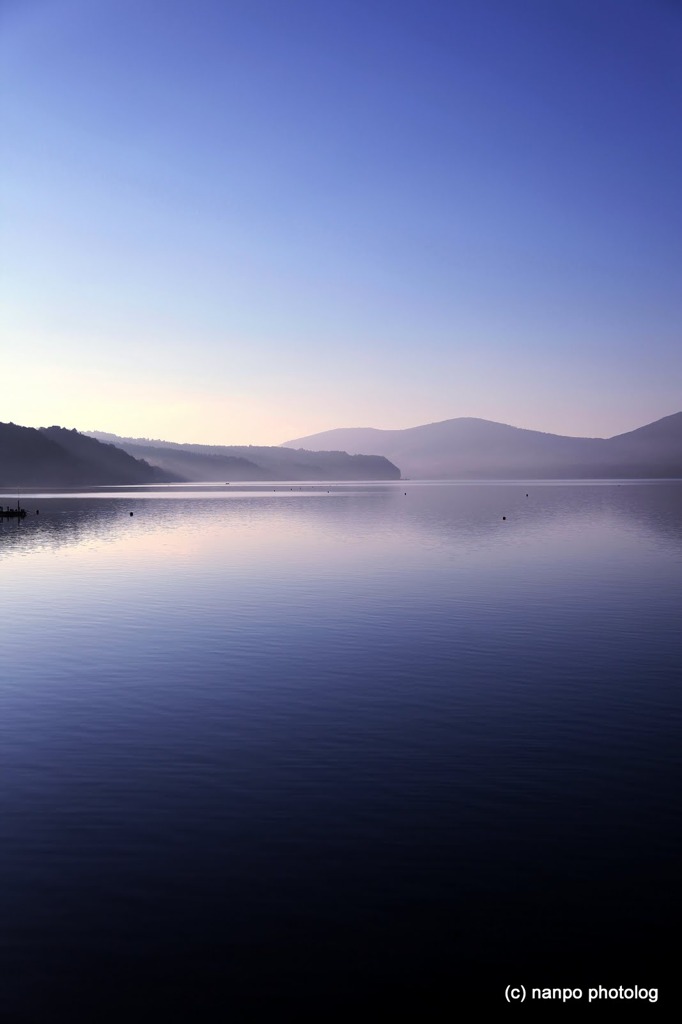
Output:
1,481,680,1016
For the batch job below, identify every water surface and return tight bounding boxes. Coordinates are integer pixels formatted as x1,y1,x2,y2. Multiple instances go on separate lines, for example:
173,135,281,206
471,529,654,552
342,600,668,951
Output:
1,481,680,1015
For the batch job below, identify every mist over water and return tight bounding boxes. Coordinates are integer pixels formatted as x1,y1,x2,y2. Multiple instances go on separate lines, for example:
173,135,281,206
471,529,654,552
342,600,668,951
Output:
1,482,680,1016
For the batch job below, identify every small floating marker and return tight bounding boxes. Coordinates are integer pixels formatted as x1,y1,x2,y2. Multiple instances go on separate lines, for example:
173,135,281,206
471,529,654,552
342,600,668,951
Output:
526,493,529,497
502,516,506,520
36,509,39,515
130,511,134,516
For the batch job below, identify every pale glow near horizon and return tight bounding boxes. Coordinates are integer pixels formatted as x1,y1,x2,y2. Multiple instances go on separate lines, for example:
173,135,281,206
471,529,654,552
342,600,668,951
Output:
2,358,676,447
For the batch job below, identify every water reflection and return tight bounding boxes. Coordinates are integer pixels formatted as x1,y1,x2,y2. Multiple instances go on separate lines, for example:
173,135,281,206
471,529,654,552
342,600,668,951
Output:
2,480,682,562
1,481,681,1015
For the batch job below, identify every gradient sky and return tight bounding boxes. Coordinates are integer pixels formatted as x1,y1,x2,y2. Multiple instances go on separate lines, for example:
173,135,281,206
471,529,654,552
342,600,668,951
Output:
2,0,681,444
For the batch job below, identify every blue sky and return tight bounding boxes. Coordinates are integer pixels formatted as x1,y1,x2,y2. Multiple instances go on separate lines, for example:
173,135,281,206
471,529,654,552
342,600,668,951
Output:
2,0,680,443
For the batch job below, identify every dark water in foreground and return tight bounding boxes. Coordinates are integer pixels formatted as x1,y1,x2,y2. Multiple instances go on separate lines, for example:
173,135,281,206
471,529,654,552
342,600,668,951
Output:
1,481,680,1017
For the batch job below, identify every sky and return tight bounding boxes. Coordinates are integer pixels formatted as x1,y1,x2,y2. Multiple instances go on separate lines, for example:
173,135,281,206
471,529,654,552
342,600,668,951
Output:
1,0,681,445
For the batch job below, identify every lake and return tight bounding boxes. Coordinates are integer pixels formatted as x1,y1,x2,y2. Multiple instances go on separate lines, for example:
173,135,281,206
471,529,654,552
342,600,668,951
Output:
1,481,680,1017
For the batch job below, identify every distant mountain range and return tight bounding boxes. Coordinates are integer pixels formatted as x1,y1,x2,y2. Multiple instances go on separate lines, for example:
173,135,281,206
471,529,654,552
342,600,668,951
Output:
1,422,398,486
0,423,177,487
283,412,682,479
86,433,401,481
3,414,680,488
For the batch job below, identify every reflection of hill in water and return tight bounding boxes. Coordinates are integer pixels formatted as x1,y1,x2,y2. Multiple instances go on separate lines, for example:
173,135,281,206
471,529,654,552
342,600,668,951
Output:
1,483,681,560
382,481,682,550
0,501,130,556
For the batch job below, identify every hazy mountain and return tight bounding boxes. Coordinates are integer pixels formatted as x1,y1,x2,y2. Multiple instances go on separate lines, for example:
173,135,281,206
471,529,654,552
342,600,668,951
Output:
89,439,266,482
0,423,178,487
283,413,682,479
87,433,401,481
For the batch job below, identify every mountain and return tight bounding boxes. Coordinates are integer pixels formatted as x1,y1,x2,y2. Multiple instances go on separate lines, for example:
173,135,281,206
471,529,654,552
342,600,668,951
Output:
282,412,682,479
0,423,179,487
86,433,401,481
